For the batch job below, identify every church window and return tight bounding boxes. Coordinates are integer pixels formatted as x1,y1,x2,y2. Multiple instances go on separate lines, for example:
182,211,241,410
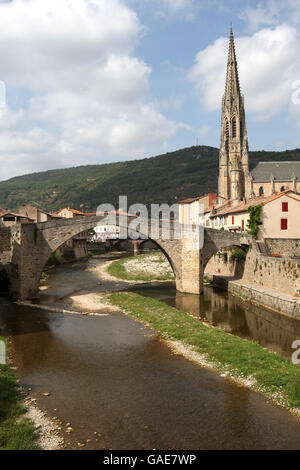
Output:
225,120,229,139
282,202,288,212
280,186,285,192
232,215,234,225
259,186,264,196
232,117,237,138
281,219,288,230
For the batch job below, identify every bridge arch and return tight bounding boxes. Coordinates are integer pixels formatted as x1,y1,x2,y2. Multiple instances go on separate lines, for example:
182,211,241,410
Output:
7,216,182,300
201,228,251,269
4,218,253,300
39,224,179,285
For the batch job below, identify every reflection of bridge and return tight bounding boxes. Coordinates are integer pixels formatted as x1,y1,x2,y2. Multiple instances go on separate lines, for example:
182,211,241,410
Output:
0,215,252,300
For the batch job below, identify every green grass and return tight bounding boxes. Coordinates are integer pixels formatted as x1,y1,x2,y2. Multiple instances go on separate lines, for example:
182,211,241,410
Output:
107,253,174,282
108,292,300,411
88,249,107,256
0,338,40,450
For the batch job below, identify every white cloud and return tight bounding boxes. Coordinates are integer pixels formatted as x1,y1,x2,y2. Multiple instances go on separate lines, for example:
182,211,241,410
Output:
239,0,300,32
128,0,199,21
0,0,179,180
238,1,280,32
160,0,196,20
189,25,300,122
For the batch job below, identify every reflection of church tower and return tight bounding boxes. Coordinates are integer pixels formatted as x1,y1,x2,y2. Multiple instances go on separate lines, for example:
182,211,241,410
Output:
218,27,249,203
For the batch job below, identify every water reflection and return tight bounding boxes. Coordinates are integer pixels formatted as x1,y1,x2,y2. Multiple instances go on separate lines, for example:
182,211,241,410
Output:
130,284,300,359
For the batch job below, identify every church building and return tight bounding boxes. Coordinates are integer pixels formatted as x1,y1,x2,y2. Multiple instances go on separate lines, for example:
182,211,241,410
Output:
218,27,300,203
180,27,300,238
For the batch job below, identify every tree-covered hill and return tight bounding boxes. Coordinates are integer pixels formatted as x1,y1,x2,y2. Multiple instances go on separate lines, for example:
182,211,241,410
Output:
1,145,300,212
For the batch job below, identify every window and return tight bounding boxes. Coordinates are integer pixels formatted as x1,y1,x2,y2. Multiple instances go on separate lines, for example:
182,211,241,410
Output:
232,117,236,138
281,218,288,230
280,186,285,192
282,202,288,212
225,120,229,140
242,220,244,231
232,215,234,225
259,186,264,196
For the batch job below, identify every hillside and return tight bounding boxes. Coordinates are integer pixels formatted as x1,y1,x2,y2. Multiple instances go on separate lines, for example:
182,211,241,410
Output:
1,146,300,212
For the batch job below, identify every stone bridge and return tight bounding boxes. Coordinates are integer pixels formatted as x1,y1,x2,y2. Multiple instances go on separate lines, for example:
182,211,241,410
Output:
0,216,252,300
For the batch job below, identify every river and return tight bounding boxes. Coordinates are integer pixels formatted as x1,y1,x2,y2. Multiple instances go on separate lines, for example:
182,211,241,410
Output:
0,253,300,450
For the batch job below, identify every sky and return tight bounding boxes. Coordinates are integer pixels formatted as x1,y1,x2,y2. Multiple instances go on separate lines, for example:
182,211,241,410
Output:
0,0,300,180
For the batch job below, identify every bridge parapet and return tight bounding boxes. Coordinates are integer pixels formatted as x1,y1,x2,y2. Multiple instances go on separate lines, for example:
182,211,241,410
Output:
0,217,254,300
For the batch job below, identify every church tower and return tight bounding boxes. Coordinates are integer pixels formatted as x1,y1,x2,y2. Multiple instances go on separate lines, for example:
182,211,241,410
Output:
218,27,249,203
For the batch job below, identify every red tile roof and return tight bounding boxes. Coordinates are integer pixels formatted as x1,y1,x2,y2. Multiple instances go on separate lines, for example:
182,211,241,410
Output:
210,190,300,217
0,211,34,221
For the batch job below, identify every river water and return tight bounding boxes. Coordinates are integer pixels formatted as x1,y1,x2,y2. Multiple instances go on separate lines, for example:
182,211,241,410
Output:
0,254,300,450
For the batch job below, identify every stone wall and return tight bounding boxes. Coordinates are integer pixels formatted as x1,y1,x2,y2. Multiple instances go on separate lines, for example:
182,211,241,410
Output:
0,227,11,264
205,250,245,279
242,247,300,296
226,280,300,319
264,238,300,257
208,243,300,297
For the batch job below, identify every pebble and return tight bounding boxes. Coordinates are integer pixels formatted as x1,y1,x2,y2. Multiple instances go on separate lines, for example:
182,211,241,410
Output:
42,392,51,396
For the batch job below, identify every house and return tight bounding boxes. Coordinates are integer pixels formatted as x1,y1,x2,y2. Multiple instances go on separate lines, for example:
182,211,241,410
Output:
0,211,33,226
18,204,62,222
209,190,300,239
56,208,94,218
93,224,120,240
179,193,222,227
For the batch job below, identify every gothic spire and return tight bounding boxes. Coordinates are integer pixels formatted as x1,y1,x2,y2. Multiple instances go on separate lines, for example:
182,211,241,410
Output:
218,26,250,203
224,26,241,104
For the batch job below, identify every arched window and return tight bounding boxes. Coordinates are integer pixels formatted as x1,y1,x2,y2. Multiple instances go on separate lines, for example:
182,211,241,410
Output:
225,120,229,140
280,186,285,192
259,186,264,196
232,117,237,138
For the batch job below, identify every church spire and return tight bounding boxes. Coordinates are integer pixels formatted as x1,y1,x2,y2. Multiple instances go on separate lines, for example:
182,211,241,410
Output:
224,26,241,107
218,27,250,203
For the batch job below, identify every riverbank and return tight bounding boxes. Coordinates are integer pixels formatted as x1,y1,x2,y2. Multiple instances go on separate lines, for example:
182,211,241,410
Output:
211,275,300,319
108,292,300,414
0,337,63,450
0,363,40,449
107,252,174,282
3,256,300,449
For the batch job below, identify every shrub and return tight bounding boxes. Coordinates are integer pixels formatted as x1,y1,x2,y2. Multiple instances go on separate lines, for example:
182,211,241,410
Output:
229,248,246,263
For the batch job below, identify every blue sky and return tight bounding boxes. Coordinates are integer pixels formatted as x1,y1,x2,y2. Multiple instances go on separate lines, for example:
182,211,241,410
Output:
0,0,300,180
